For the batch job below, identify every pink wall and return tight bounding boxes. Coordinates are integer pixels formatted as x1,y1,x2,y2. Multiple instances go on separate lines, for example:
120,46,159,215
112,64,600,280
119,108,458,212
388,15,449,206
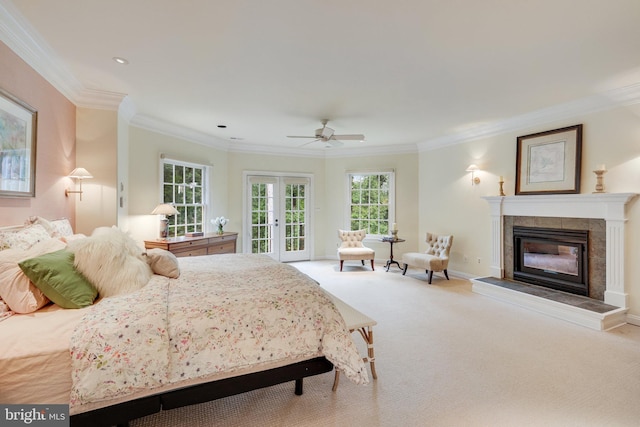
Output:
0,41,76,227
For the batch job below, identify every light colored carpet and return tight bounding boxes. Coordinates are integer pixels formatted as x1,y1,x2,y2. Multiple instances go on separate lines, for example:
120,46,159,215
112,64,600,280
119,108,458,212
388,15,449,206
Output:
131,260,640,427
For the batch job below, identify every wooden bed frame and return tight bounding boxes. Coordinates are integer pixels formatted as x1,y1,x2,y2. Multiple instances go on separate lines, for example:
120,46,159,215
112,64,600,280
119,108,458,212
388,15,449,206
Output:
70,357,333,427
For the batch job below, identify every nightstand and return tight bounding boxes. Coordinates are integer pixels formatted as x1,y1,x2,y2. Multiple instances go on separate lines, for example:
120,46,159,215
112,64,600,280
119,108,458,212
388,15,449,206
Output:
144,232,238,257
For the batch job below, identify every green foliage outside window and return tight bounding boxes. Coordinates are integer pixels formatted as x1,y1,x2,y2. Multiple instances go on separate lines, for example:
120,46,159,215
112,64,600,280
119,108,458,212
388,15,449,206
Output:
349,173,392,235
162,160,206,237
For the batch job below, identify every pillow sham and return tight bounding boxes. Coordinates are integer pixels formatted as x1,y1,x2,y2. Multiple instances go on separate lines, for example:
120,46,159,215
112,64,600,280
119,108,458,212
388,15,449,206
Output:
25,216,55,236
0,262,50,313
18,250,97,309
0,224,51,250
145,248,180,278
0,297,13,322
24,217,75,237
50,219,74,237
68,227,152,298
0,238,65,313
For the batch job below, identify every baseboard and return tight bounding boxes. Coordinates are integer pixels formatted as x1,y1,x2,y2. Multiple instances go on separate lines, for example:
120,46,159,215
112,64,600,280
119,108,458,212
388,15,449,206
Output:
626,313,640,327
447,269,476,280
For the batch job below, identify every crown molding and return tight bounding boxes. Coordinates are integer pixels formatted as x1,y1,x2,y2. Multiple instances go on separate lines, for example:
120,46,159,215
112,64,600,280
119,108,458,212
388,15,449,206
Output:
225,140,418,158
3,0,639,156
227,142,326,158
322,143,418,158
418,82,640,152
117,96,137,123
130,114,231,151
0,0,124,110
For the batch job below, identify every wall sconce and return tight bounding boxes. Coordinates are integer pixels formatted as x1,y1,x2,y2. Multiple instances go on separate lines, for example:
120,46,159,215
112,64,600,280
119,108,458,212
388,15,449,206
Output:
465,164,481,185
65,167,93,201
151,204,180,239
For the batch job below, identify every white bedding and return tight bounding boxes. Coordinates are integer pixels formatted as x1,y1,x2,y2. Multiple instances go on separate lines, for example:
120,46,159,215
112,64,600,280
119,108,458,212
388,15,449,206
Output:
0,252,367,415
69,254,368,413
0,304,89,404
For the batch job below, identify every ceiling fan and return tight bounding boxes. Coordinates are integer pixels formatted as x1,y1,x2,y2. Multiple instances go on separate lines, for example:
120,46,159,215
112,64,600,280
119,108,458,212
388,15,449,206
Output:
287,119,365,147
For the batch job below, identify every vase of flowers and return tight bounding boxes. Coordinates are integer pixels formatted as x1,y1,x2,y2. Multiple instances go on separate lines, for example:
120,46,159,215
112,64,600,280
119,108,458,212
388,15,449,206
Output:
212,216,229,235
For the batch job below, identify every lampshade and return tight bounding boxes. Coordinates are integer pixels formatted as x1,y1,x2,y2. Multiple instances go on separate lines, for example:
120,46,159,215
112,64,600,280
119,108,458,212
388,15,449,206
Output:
151,204,180,216
68,167,93,179
465,164,481,185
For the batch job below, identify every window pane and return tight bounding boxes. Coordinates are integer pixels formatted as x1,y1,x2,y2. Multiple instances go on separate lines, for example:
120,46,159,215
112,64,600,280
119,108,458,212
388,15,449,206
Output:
162,159,207,237
164,163,173,183
348,172,392,236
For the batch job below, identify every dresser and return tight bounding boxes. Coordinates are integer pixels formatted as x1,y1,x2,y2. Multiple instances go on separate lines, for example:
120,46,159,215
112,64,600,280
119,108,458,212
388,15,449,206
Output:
144,232,238,257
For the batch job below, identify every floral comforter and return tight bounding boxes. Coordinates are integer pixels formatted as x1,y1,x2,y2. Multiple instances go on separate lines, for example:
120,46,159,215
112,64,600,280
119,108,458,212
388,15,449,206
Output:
69,254,368,408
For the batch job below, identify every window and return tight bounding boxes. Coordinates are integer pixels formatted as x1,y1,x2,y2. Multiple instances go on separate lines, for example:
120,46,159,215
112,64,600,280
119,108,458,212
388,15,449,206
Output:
161,158,208,237
347,171,395,237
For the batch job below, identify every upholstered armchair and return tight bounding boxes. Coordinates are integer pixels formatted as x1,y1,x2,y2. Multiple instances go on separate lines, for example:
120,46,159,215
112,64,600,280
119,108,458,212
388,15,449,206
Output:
401,233,453,284
337,229,375,272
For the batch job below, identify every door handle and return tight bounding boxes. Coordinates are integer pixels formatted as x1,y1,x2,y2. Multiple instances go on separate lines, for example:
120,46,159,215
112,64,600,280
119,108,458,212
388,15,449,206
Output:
275,219,279,227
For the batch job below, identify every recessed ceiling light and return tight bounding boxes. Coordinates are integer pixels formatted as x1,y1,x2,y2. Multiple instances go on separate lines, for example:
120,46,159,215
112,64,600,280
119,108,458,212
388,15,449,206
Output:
112,57,129,65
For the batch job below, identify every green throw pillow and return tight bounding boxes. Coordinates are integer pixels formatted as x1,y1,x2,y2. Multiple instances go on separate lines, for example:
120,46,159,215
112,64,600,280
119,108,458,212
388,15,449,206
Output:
19,249,97,309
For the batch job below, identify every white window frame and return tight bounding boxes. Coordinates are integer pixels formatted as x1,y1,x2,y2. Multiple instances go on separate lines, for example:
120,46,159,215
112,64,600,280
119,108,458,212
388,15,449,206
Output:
344,170,395,240
159,156,210,237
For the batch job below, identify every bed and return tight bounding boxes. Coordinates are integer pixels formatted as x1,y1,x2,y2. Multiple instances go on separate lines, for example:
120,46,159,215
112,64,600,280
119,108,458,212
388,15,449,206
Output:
0,220,368,426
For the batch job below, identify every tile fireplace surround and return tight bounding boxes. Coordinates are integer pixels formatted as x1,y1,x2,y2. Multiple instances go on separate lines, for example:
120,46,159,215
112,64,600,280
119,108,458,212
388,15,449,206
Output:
472,193,637,330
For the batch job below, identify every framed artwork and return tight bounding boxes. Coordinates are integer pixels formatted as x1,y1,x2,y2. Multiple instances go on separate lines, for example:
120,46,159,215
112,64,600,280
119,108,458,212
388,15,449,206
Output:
515,124,582,195
0,88,37,198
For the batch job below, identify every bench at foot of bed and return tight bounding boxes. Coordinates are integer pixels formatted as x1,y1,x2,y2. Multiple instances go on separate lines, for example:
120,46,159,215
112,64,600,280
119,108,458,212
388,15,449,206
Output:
327,293,378,391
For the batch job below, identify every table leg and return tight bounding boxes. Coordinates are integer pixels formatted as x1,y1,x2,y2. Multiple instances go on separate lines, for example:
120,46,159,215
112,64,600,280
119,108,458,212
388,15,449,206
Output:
385,241,402,271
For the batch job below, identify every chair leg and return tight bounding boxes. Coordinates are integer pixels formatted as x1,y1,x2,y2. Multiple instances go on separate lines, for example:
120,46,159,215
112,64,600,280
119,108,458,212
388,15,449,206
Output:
361,260,365,266
370,259,375,271
444,269,449,280
340,260,344,272
427,270,433,284
402,264,408,275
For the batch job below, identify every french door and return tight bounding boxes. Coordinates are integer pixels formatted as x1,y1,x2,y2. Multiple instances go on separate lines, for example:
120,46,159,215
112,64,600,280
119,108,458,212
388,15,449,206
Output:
244,174,312,262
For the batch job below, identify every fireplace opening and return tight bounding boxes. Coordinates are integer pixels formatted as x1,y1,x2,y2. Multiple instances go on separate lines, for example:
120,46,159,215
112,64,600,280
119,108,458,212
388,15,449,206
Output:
513,226,589,296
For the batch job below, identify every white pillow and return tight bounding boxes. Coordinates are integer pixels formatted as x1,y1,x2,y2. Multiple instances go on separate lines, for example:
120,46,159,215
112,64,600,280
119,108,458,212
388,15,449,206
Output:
0,224,51,250
50,219,74,237
68,227,153,298
145,248,180,278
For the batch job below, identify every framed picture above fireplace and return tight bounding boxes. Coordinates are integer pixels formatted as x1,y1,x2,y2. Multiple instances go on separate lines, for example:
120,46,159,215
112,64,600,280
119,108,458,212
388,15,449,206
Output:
515,124,582,195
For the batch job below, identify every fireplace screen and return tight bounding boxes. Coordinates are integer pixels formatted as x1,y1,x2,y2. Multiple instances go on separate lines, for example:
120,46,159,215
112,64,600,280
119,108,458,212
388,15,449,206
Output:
522,242,578,276
513,226,588,296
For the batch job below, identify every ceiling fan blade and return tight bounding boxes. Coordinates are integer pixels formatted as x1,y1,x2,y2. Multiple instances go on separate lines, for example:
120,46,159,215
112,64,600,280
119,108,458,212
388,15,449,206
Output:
287,135,317,139
330,134,365,141
326,140,344,148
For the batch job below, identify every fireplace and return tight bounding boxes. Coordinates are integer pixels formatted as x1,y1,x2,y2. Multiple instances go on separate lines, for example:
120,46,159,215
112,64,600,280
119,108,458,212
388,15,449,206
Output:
513,226,588,296
481,193,637,309
473,193,637,330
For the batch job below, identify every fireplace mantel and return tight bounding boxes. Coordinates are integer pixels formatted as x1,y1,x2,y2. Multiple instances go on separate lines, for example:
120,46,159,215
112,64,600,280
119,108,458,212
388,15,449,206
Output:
482,193,637,308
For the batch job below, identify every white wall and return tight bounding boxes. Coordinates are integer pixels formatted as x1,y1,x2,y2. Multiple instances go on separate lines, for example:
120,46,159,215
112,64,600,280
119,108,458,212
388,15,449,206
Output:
75,107,118,234
324,154,420,261
418,104,640,317
226,152,326,254
126,126,229,245
123,103,640,318
126,127,420,260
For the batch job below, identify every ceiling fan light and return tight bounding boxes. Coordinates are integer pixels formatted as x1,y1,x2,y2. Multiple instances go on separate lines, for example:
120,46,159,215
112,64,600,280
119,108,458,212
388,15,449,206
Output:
321,126,334,139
